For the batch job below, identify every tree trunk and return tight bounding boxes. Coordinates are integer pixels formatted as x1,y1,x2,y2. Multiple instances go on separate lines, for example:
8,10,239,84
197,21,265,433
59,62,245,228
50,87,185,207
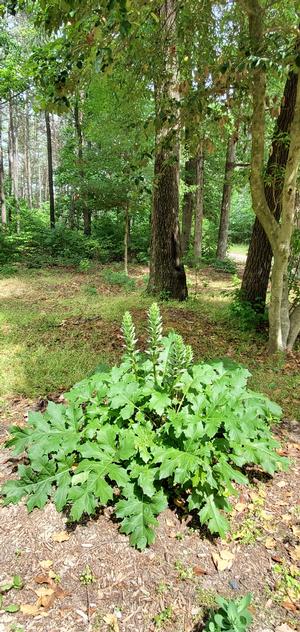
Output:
45,110,55,229
182,155,196,255
241,59,298,308
216,130,238,260
124,204,129,276
25,95,32,208
240,0,300,353
194,142,204,260
148,0,188,300
0,106,7,226
74,99,91,236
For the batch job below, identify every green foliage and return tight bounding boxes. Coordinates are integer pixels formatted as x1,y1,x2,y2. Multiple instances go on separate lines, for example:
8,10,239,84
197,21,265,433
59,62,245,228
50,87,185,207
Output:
102,268,135,289
229,189,254,244
204,594,252,632
230,290,268,331
1,305,287,549
211,258,237,274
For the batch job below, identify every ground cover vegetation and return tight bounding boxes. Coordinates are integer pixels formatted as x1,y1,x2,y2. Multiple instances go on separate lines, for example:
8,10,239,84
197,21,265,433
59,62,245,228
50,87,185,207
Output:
0,0,300,631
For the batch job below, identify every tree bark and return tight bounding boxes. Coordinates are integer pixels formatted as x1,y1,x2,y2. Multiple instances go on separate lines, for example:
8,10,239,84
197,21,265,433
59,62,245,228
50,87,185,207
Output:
148,0,188,300
216,130,238,260
241,52,298,308
124,203,129,276
45,110,55,229
25,94,32,208
0,106,7,226
194,142,204,260
74,99,91,236
240,0,300,352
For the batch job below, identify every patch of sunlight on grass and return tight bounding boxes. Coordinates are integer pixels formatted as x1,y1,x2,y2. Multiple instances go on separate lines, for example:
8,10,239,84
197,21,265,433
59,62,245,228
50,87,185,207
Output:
228,243,249,256
0,343,27,397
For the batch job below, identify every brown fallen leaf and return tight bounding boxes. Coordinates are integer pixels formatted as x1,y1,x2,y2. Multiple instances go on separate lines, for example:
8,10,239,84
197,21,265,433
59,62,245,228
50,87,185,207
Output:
290,544,300,561
103,613,120,632
271,555,283,563
34,574,53,585
39,560,53,570
235,502,247,513
20,603,40,616
265,537,276,550
292,525,300,539
212,549,235,572
34,587,55,598
37,593,56,609
193,566,207,576
52,531,70,543
281,599,298,612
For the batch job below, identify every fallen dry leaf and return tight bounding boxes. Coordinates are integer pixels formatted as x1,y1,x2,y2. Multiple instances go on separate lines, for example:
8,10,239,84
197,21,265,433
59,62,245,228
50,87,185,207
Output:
281,599,298,612
52,531,70,543
193,566,207,576
275,480,287,488
34,574,53,585
290,544,300,562
276,624,296,632
34,587,55,598
20,603,40,616
265,537,276,550
235,502,246,513
39,560,53,570
292,525,300,539
103,613,120,632
212,549,235,572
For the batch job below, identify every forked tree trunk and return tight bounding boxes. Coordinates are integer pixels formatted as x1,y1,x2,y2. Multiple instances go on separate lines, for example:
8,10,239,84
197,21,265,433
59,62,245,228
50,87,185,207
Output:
148,0,188,300
241,54,298,309
194,142,204,260
45,110,55,229
0,106,6,226
216,130,238,260
240,0,300,353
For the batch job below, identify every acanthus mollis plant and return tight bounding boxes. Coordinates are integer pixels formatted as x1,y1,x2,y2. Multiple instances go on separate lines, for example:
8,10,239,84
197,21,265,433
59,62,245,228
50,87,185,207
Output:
1,304,288,549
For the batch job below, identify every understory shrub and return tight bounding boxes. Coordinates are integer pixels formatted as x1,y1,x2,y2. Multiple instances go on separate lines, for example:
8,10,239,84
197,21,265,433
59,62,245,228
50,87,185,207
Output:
1,305,287,549
101,268,136,289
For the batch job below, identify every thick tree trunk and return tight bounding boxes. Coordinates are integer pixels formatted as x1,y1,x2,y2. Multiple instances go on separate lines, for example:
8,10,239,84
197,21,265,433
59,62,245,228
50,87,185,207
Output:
0,106,7,226
148,0,188,300
194,143,204,260
241,60,298,308
216,130,238,260
74,99,91,236
45,110,55,229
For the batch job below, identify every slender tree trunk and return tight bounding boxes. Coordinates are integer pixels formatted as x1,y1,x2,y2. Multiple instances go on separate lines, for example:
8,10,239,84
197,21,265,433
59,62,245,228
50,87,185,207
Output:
148,0,188,300
124,203,129,276
0,106,7,226
194,142,204,260
45,110,55,229
182,125,197,255
241,57,298,308
25,95,32,208
74,99,91,236
216,130,238,260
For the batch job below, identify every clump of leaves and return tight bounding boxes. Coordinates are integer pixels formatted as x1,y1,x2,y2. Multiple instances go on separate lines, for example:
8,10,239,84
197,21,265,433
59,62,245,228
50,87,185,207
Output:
1,304,287,549
204,594,252,632
101,268,135,289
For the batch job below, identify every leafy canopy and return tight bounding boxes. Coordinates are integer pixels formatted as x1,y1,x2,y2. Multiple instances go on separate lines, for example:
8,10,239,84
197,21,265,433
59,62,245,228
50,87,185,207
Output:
1,304,287,549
